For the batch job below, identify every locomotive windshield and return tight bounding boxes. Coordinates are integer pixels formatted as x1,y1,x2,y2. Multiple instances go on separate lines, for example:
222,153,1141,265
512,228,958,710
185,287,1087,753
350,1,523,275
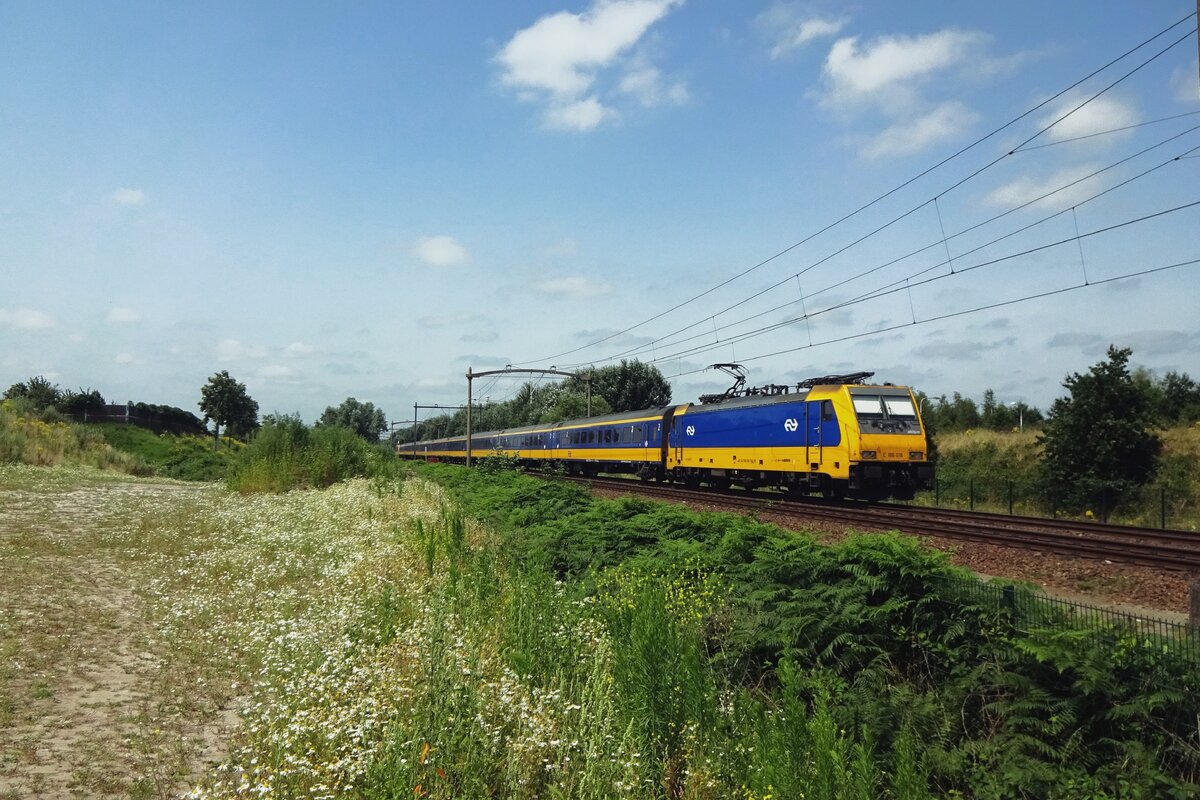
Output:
849,390,922,434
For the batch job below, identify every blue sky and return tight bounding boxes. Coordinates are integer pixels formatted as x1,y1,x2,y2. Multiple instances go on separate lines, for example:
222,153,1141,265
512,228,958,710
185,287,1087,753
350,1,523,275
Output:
2,1,1198,426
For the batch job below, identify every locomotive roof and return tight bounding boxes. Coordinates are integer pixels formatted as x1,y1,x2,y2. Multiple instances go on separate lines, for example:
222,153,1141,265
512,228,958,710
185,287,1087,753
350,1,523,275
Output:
687,382,912,413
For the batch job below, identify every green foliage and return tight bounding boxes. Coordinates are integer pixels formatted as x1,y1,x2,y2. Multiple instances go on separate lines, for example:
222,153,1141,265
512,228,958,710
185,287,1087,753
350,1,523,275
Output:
923,389,1044,434
1040,346,1162,514
59,388,106,418
415,465,1200,798
318,397,388,441
227,414,384,492
96,423,235,481
407,360,668,440
1155,370,1200,424
198,370,259,443
0,402,147,473
476,448,521,473
565,358,672,412
540,389,611,423
3,375,63,411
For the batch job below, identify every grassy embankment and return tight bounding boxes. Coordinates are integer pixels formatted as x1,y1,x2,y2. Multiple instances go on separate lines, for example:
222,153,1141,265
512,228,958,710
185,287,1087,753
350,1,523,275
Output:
928,425,1200,529
4,442,1197,797
0,402,146,474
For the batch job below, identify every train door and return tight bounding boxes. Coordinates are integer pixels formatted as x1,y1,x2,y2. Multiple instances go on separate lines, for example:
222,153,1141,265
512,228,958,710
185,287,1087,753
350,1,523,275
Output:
661,407,677,469
807,400,823,468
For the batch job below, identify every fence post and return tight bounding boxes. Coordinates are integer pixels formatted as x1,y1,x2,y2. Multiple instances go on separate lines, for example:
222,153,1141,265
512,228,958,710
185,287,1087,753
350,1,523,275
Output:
1191,582,1200,632
1003,584,1016,616
970,479,975,512
934,476,939,507
1008,481,1013,516
1161,488,1167,530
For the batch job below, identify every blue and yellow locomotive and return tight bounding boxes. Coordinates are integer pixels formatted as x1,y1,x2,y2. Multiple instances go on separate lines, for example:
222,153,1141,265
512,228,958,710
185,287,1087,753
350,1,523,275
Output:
397,372,933,500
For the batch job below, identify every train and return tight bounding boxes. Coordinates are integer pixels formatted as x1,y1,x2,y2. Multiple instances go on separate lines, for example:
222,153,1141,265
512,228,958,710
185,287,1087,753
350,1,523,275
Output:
396,371,934,500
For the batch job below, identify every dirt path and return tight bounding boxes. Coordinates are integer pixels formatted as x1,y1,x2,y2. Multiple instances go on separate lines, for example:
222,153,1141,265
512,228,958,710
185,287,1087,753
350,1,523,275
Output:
0,472,232,799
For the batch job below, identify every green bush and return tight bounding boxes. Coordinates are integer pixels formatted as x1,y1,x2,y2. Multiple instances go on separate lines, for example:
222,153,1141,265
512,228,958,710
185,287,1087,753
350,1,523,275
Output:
227,415,385,492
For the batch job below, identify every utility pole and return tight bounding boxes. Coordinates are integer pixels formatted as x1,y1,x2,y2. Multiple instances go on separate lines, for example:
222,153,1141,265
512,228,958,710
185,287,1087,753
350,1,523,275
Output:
466,367,473,467
464,365,590,468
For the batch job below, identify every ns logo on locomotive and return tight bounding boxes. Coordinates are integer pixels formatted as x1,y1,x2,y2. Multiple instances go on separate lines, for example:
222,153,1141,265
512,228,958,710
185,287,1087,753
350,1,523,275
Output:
397,370,934,501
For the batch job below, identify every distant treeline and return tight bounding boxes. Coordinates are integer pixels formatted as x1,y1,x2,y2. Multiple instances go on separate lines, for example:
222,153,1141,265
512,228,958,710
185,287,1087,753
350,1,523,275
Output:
2,376,206,436
918,368,1200,434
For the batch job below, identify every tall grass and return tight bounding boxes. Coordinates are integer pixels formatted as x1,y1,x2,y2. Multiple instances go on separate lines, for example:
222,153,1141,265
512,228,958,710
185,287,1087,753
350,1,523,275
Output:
928,426,1200,528
0,401,147,474
226,414,385,492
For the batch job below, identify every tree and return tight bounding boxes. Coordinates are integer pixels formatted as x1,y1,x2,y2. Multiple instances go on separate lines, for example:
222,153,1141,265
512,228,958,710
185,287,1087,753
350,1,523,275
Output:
4,375,63,412
566,359,672,412
1039,346,1160,516
1156,371,1200,424
59,388,106,419
199,371,259,446
318,397,388,441
541,391,611,423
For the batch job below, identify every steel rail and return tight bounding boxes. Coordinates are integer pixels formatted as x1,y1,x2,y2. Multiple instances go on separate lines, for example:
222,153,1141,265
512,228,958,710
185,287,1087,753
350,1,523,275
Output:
561,476,1200,572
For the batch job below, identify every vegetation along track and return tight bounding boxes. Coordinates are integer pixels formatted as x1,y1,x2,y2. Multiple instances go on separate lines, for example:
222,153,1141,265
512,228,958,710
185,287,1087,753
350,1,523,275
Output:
562,475,1200,572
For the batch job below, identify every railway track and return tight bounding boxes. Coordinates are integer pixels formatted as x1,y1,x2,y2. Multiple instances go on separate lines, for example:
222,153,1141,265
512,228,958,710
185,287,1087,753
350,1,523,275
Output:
562,476,1200,572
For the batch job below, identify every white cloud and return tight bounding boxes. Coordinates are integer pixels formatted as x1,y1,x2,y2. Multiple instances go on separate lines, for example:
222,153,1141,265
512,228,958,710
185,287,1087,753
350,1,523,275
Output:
755,5,847,59
534,276,612,298
618,66,688,107
109,187,146,206
257,365,295,379
1170,61,1199,106
106,307,140,324
545,97,613,131
0,307,54,329
419,313,474,328
496,0,682,130
981,164,1103,212
822,29,984,106
217,339,268,361
860,102,977,159
1039,93,1138,142
283,341,314,357
114,353,136,364
415,235,468,267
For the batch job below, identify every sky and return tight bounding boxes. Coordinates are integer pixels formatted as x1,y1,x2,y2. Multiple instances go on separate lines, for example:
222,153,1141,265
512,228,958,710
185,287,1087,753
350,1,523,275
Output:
2,1,1199,428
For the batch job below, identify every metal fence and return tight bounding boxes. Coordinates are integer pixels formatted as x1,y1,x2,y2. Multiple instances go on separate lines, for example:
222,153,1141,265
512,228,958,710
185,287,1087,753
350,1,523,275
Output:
921,474,1195,531
938,573,1200,669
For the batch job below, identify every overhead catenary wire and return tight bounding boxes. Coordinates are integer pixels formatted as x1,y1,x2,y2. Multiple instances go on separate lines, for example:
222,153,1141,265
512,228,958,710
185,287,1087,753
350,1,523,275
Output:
563,129,1200,369
661,256,1200,380
1013,109,1200,150
555,22,1200,371
517,10,1200,368
644,198,1200,366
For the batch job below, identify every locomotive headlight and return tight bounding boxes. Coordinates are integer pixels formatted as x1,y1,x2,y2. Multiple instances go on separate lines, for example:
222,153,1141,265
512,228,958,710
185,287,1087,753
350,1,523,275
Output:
861,450,877,459
909,451,924,460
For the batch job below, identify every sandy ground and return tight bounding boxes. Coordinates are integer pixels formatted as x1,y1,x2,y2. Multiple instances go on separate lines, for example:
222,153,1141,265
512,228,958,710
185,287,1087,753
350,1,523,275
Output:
0,476,234,800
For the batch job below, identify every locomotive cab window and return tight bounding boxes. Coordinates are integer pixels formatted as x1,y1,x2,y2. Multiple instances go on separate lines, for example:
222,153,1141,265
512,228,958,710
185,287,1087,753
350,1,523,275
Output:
850,391,921,434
